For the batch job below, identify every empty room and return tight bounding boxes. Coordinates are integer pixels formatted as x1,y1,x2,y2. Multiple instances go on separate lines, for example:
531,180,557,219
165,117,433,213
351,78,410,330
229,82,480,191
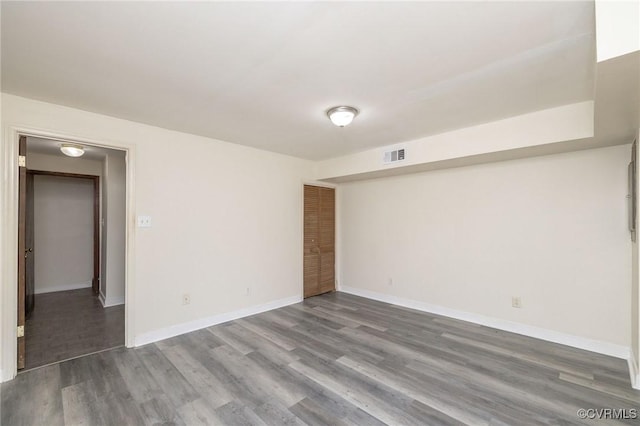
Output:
1,1,639,425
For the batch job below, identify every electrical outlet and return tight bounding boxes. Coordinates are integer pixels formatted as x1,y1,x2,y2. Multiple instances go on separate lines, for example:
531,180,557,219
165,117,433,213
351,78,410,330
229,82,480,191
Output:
388,278,393,286
245,287,250,296
182,294,191,305
137,215,152,228
512,296,522,308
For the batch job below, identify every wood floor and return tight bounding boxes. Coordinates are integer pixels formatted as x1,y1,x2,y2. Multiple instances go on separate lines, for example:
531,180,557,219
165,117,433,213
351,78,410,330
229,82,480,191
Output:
24,288,124,370
2,292,639,425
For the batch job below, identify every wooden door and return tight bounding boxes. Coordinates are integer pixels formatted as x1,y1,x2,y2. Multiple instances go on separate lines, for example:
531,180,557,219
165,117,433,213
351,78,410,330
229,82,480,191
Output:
303,185,335,298
17,135,27,369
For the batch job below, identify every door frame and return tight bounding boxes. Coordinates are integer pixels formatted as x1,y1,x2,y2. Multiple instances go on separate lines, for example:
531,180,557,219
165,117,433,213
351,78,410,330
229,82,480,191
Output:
17,136,26,369
28,170,101,294
301,181,338,297
1,126,136,382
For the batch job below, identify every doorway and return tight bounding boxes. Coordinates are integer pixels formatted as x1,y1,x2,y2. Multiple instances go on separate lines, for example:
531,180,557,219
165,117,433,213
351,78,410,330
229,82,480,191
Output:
303,185,336,298
17,135,127,370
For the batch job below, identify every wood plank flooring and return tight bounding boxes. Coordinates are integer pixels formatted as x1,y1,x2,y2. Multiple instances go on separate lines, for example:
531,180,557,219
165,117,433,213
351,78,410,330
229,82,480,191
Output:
24,288,124,370
2,292,639,425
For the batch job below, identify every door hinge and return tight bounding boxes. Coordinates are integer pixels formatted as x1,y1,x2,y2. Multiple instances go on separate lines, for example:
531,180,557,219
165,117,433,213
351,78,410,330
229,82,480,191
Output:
18,155,26,167
17,325,24,338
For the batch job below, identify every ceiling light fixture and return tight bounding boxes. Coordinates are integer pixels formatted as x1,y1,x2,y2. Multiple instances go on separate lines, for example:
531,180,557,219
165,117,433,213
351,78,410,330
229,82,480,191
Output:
327,106,358,127
60,144,85,157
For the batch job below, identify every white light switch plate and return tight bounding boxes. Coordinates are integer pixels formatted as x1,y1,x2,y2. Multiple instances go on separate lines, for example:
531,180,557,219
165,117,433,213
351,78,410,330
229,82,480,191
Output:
137,215,152,228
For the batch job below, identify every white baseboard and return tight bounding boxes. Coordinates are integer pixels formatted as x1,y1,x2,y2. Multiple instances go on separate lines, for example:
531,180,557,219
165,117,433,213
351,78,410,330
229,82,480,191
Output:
629,353,640,390
98,292,124,307
135,295,302,347
104,295,124,307
0,369,11,384
340,286,631,360
35,281,92,294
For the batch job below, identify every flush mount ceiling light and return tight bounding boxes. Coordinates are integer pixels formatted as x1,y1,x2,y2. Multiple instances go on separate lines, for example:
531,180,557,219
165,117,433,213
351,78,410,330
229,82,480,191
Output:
60,144,85,157
327,106,358,127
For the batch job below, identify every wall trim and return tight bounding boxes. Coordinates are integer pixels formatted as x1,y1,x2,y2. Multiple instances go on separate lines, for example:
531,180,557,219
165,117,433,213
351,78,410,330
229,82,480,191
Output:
629,353,640,390
103,295,125,308
135,295,302,347
340,286,631,360
302,179,337,189
34,281,91,295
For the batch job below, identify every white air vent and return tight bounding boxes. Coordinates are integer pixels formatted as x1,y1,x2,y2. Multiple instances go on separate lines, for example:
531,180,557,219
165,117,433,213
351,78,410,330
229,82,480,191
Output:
383,148,405,164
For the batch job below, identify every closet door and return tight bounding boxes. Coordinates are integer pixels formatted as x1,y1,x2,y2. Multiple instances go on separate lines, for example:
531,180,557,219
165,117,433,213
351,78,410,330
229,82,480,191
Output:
303,185,335,298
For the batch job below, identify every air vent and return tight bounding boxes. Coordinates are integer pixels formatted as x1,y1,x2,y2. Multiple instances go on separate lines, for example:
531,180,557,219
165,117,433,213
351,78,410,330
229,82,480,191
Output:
383,148,405,164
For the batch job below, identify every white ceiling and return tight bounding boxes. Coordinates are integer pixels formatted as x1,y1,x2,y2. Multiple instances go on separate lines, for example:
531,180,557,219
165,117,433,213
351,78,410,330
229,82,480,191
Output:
2,1,598,160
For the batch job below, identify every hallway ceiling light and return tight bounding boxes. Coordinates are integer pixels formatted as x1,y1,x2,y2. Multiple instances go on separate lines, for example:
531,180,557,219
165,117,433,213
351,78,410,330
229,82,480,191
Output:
327,106,358,127
60,144,85,157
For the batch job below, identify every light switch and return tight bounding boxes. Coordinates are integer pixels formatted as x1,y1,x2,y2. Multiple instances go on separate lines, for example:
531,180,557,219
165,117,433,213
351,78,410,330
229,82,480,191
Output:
137,215,152,228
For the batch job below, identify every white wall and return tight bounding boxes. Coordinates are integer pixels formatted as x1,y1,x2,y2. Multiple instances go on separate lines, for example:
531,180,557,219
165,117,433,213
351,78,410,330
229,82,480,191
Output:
101,156,108,303
33,175,94,294
339,145,631,349
1,94,313,381
28,144,126,306
27,151,103,176
27,150,102,296
632,128,640,387
101,151,126,306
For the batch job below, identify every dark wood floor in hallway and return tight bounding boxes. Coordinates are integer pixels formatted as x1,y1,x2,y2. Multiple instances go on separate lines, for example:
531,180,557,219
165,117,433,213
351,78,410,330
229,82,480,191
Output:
2,292,639,425
24,287,124,370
